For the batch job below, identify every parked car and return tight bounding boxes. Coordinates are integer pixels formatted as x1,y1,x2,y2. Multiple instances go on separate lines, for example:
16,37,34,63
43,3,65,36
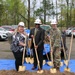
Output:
40,24,51,32
65,27,73,36
1,26,14,34
12,25,18,29
40,24,51,43
71,27,75,36
0,27,8,40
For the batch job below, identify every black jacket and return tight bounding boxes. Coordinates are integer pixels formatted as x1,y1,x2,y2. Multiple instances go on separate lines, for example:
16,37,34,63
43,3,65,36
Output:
29,27,45,51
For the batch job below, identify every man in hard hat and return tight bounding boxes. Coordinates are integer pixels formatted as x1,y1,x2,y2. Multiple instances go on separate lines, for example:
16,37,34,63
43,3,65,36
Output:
49,19,61,71
29,19,45,71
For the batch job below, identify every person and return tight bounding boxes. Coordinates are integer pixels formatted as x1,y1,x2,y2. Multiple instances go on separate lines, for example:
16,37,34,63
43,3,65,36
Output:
29,19,45,71
11,22,28,71
49,19,61,71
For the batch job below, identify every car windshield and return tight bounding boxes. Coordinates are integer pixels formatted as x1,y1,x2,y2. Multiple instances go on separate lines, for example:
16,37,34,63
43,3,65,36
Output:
40,25,51,31
0,27,6,31
2,27,12,30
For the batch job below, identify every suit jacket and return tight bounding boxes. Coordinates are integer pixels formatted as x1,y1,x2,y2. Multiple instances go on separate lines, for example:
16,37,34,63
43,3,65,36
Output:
29,27,45,51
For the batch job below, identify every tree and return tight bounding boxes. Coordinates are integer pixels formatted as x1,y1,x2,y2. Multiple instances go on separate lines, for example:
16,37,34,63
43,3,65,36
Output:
34,0,54,24
28,0,30,29
0,0,4,25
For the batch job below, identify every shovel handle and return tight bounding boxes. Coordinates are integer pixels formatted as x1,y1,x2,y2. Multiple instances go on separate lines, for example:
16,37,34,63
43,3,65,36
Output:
44,48,49,60
50,39,54,67
33,38,40,69
22,36,27,65
68,34,73,63
61,37,67,60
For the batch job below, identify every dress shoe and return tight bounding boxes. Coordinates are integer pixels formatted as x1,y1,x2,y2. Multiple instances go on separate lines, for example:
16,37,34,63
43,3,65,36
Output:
31,67,36,70
56,67,60,71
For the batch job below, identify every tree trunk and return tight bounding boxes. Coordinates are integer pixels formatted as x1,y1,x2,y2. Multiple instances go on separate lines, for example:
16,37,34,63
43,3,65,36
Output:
28,0,30,29
43,0,46,24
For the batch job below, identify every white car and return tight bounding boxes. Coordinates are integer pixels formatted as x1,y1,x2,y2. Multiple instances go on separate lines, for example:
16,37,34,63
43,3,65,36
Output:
65,27,73,36
71,28,75,36
0,27,8,40
1,26,14,34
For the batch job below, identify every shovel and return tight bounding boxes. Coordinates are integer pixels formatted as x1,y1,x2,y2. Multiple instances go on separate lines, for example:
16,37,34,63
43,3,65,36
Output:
29,49,34,64
33,38,43,74
64,34,73,72
49,39,56,73
28,38,34,64
18,37,26,71
44,47,52,66
25,38,30,63
50,45,56,73
61,37,68,66
47,38,54,66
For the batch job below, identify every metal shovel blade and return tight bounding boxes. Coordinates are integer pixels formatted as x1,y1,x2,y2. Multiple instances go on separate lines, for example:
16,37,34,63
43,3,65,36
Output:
18,66,26,71
43,60,46,65
37,70,44,74
47,61,53,66
30,58,34,64
60,62,63,66
64,68,70,72
50,68,57,73
25,57,30,63
64,60,68,66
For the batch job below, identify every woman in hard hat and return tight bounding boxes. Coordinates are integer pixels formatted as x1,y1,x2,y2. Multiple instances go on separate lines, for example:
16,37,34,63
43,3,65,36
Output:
29,19,45,71
11,22,28,71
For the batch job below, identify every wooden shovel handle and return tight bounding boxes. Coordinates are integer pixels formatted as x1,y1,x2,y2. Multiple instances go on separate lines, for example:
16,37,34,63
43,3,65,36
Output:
68,34,73,62
44,48,49,60
22,37,26,65
50,39,54,66
33,38,40,69
61,37,67,60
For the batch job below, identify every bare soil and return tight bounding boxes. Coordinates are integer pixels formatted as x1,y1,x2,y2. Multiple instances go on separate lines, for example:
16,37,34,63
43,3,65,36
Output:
0,70,75,75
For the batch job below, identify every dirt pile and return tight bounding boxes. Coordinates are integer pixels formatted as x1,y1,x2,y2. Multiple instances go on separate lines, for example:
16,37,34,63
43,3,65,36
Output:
0,70,75,75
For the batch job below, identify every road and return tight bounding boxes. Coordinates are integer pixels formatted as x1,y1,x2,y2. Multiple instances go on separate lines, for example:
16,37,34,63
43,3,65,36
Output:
0,37,75,59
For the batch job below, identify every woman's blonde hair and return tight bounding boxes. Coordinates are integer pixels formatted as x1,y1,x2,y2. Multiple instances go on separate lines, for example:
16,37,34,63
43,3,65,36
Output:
13,26,24,35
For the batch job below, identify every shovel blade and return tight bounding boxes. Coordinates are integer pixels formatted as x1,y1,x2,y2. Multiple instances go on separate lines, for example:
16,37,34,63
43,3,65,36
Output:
60,62,63,66
50,68,56,73
47,62,53,66
30,58,34,64
25,57,30,63
18,66,26,72
64,68,70,72
43,60,46,65
37,70,44,74
64,60,68,66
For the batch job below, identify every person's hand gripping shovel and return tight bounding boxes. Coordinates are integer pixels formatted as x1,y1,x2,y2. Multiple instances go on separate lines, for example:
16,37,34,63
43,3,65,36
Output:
33,37,44,74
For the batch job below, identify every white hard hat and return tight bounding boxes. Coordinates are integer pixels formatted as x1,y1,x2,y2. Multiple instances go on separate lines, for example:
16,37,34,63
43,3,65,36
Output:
18,22,25,27
34,19,42,24
51,19,57,25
